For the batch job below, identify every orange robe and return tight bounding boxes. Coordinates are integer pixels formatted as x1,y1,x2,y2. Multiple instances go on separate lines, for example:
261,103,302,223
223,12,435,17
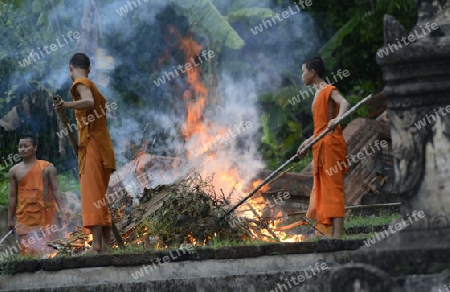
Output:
16,160,57,255
306,85,347,236
71,78,116,231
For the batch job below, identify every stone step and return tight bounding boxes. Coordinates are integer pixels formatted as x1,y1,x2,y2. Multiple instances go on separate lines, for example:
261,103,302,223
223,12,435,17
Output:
0,237,447,292
0,240,364,291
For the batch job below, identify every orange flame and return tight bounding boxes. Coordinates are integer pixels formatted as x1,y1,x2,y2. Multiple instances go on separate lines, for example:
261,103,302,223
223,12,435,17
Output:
84,234,93,249
177,32,208,140
46,251,58,259
168,27,304,243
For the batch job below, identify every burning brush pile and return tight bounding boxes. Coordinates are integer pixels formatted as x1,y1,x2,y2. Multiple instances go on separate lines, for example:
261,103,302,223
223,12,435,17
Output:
45,174,266,256
130,174,253,249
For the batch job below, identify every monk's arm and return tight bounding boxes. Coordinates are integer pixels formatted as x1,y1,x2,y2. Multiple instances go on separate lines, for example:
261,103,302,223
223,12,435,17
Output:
298,133,314,155
7,167,17,230
330,90,350,119
47,165,66,218
327,90,350,129
54,84,94,111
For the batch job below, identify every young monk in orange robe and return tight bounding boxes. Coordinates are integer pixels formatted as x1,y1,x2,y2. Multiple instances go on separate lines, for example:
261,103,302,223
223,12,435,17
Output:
8,135,66,255
297,57,350,238
54,53,116,253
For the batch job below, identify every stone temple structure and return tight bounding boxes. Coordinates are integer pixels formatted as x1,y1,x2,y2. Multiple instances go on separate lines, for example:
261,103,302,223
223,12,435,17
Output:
380,0,450,229
327,1,450,291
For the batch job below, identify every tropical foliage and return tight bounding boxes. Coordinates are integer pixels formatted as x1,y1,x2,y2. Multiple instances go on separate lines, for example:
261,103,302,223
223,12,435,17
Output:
0,165,9,205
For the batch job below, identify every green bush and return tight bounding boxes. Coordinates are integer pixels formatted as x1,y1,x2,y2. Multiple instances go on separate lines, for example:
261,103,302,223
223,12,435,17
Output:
0,165,10,206
56,174,80,194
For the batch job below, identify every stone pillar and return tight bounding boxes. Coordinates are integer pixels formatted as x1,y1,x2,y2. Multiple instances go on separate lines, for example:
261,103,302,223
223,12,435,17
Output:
376,0,450,230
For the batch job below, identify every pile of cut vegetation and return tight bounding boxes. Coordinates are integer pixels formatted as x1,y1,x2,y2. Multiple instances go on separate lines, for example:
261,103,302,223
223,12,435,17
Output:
124,174,254,249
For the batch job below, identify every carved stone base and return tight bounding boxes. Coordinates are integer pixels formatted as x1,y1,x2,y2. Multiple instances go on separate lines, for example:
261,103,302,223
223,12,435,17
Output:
328,263,404,292
347,228,450,277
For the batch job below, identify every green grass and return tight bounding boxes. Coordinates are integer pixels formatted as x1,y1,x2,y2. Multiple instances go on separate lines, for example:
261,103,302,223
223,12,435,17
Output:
207,237,269,249
111,244,147,254
0,253,41,275
344,211,401,229
342,233,372,240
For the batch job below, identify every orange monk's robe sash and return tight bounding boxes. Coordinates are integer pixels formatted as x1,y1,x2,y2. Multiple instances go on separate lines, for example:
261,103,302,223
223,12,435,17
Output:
70,77,116,175
16,160,56,235
306,85,348,228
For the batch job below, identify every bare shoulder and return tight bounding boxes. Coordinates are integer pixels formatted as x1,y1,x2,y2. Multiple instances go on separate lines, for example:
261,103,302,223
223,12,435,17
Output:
330,89,342,98
330,89,347,103
44,163,57,175
75,82,89,91
72,82,92,100
8,164,19,175
76,83,92,95
8,164,19,181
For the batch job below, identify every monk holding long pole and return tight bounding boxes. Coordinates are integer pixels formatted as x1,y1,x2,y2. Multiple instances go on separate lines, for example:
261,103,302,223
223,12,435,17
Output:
297,56,350,239
54,53,117,254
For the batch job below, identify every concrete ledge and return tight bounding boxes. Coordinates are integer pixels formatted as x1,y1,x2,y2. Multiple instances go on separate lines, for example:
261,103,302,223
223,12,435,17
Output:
1,238,448,291
0,252,339,291
264,242,316,255
0,240,366,276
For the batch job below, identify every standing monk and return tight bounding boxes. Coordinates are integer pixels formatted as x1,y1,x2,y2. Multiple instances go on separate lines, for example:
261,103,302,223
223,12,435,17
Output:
8,135,66,255
297,57,350,238
54,53,116,253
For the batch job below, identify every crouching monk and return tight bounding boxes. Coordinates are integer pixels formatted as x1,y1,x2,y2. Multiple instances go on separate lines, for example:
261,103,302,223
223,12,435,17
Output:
54,53,116,253
8,135,66,255
297,57,350,238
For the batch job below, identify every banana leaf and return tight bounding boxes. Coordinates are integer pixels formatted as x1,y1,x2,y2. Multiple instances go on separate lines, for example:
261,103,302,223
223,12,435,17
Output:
173,0,245,50
225,7,274,23
318,14,361,69
220,0,264,14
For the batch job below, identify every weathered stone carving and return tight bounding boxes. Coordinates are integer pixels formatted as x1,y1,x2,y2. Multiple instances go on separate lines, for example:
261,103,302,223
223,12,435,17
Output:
377,0,450,228
328,264,404,292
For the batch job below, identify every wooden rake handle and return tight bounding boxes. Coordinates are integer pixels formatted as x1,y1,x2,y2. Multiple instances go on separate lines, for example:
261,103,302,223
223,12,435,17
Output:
53,95,79,156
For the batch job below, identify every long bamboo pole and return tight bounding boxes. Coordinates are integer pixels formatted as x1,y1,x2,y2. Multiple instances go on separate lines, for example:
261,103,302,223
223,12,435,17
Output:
0,230,13,247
